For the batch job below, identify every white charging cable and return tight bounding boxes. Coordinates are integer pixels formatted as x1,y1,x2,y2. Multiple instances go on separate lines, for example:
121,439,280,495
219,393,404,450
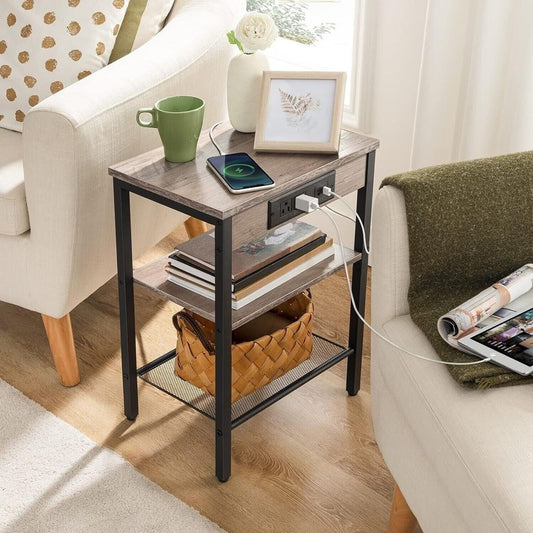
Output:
322,187,370,255
325,204,356,224
314,202,492,366
209,121,226,156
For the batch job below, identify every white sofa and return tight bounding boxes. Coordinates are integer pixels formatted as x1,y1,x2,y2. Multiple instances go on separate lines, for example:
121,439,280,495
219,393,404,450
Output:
371,184,533,532
0,0,243,385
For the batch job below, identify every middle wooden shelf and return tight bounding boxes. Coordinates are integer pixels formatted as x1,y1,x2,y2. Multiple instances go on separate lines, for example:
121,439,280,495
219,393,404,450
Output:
133,244,361,330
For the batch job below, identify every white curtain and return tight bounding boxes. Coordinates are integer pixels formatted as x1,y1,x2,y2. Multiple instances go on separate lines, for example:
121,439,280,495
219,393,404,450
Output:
309,0,533,244
366,0,533,184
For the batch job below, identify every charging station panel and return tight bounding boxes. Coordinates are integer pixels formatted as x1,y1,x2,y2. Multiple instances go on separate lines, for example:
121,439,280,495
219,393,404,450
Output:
267,171,336,229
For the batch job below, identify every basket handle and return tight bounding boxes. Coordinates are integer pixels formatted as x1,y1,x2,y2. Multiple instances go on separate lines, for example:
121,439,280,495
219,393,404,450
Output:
172,311,215,355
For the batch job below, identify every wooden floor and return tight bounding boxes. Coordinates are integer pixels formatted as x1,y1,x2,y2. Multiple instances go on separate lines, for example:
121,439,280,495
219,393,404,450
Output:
0,227,416,533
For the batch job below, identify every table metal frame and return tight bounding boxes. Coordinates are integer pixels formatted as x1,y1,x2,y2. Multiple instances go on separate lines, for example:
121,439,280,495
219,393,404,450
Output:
112,150,375,482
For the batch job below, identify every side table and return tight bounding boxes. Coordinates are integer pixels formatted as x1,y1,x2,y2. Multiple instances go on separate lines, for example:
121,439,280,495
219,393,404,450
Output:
109,125,379,481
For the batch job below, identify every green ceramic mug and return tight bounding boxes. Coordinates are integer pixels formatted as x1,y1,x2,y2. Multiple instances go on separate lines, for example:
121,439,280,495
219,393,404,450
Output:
136,96,205,163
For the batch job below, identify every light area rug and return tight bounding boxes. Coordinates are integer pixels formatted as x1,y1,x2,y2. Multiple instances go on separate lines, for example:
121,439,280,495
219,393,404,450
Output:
0,379,223,533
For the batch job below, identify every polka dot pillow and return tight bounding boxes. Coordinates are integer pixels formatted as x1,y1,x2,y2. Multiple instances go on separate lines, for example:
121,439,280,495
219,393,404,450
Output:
0,0,130,132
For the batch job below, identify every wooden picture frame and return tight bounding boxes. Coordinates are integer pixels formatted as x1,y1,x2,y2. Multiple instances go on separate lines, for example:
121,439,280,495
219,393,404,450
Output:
254,71,346,154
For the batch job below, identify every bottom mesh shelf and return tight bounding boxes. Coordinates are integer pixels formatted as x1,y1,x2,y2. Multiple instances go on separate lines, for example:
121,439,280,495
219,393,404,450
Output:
138,334,349,425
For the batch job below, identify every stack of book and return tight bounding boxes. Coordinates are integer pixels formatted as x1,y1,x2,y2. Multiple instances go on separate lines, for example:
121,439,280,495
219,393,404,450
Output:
166,221,334,309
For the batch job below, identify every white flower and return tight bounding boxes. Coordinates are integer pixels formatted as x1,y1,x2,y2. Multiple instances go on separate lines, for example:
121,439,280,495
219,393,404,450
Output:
235,12,278,53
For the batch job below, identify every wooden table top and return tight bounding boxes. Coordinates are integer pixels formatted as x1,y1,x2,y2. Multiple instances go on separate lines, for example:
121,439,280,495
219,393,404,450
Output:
109,124,379,221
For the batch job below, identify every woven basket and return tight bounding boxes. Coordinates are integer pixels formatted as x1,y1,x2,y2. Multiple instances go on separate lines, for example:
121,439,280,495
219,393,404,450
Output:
172,292,314,402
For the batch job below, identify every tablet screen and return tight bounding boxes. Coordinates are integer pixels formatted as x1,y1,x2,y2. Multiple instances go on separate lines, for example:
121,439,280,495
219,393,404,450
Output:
472,307,533,366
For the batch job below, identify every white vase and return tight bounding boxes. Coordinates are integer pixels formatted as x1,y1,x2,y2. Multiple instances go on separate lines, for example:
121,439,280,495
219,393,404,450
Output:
227,51,269,133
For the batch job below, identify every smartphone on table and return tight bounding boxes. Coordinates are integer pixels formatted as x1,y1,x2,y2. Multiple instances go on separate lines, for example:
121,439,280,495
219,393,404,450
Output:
206,152,275,194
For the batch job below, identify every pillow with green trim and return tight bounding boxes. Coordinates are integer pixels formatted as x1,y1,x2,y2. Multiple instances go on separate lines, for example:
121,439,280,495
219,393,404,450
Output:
109,0,175,62
0,0,129,132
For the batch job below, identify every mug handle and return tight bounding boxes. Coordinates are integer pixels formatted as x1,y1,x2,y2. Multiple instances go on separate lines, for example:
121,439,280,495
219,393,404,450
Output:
136,108,157,128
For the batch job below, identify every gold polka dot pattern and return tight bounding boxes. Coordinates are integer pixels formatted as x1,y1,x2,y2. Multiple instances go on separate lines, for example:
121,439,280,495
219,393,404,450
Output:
45,59,57,72
42,36,56,48
92,12,106,25
0,65,12,78
68,49,82,61
20,24,32,38
44,12,56,24
67,21,81,35
24,76,37,89
1,1,128,131
50,81,64,93
24,75,36,88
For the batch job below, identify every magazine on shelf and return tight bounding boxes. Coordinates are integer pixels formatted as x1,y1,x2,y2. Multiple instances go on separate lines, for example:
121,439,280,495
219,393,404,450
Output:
437,264,533,356
166,243,335,309
169,221,323,282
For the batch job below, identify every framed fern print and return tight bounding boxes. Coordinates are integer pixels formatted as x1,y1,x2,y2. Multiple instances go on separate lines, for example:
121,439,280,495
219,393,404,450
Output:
254,71,346,153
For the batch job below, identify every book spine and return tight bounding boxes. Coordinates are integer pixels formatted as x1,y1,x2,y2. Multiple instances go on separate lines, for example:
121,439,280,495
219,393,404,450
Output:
166,276,239,309
168,255,235,281
232,247,334,308
167,260,216,285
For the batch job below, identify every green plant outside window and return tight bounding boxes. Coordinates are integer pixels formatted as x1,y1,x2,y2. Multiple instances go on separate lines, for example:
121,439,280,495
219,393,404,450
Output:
246,0,335,45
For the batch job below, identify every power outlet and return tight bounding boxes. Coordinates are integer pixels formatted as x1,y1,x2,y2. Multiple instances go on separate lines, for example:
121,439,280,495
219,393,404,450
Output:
268,170,336,228
280,198,293,218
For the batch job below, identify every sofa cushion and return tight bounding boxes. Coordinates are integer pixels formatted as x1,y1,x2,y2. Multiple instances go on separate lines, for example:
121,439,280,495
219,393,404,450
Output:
372,315,533,532
0,128,28,235
109,0,176,62
0,0,129,132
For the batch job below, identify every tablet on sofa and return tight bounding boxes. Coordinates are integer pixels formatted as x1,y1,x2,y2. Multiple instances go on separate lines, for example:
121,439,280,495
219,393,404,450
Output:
459,307,533,376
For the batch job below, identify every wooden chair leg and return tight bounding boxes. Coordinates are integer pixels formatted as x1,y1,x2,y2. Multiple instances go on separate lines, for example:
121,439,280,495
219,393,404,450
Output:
184,216,208,238
42,313,80,387
388,484,417,533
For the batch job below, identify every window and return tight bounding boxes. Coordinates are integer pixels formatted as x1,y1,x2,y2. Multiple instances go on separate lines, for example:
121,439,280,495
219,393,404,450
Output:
247,0,364,129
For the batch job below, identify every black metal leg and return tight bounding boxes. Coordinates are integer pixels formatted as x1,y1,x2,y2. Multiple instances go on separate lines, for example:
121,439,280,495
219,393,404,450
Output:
347,151,376,396
214,218,233,482
113,179,138,420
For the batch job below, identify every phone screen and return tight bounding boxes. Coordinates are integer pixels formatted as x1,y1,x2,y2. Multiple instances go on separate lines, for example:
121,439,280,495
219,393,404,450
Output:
207,153,274,191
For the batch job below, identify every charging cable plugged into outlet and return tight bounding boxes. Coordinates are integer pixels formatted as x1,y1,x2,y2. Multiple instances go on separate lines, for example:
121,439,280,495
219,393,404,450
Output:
295,192,491,367
322,186,370,255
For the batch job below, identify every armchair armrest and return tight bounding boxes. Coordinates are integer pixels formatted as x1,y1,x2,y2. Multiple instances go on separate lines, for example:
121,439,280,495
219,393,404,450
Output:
18,0,241,317
371,185,411,329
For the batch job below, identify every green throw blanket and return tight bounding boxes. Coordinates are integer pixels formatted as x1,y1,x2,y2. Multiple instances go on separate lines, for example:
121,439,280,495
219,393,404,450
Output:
381,151,533,388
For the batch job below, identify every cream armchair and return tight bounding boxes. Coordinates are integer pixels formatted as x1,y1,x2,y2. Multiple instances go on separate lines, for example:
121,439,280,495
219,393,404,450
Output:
372,175,533,532
0,0,244,386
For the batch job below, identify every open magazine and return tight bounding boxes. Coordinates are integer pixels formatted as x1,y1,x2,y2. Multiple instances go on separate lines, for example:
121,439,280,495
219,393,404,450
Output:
437,264,533,355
